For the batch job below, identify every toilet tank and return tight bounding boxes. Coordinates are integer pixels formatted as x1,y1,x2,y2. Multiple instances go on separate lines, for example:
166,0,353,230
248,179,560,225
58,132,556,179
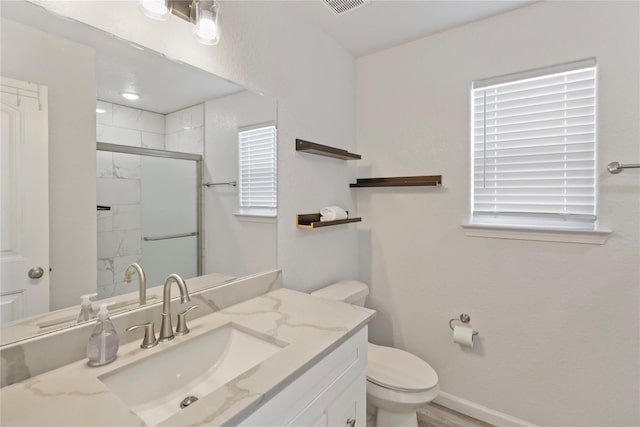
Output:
310,280,369,306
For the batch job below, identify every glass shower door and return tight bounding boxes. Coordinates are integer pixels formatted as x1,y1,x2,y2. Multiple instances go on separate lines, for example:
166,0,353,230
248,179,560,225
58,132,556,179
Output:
140,155,199,289
96,144,201,300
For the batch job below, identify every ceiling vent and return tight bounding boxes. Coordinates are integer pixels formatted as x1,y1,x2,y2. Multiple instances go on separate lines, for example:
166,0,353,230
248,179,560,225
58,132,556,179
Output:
322,0,370,16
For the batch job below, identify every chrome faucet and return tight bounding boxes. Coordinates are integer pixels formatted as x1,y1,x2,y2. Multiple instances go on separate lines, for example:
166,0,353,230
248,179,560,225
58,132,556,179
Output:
124,263,146,306
158,274,191,342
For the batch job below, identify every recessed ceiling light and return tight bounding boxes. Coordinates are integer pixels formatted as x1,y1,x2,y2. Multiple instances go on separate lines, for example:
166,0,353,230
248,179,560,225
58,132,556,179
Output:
96,108,107,114
121,92,140,101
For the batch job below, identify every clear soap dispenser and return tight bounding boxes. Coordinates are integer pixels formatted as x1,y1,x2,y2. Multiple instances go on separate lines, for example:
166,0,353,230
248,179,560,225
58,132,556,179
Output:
86,303,119,366
76,293,98,323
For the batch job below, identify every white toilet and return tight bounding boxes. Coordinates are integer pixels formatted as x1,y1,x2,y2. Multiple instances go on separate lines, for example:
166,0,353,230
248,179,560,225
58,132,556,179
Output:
310,281,439,427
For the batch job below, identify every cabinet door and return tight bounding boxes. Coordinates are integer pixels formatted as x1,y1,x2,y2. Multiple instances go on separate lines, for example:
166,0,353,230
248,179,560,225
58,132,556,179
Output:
238,327,368,427
296,411,328,427
288,372,366,427
286,385,332,427
327,373,366,427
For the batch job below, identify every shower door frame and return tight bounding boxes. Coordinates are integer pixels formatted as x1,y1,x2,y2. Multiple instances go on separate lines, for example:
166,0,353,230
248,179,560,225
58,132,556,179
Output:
96,142,203,277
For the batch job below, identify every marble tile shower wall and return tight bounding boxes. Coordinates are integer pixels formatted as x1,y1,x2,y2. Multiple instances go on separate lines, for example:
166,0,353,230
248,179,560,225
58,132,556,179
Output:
96,100,166,149
165,104,204,155
95,101,203,299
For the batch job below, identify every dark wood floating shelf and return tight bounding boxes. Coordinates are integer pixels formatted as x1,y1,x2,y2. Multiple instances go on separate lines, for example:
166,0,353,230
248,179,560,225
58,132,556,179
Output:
296,139,361,160
296,213,362,229
350,175,442,187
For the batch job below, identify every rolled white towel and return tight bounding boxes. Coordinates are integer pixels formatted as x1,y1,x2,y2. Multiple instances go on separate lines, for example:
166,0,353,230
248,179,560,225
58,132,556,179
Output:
320,206,348,222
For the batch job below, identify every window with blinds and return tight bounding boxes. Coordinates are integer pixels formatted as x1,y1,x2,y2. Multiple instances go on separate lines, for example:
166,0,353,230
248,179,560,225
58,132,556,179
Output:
238,124,277,215
471,59,597,228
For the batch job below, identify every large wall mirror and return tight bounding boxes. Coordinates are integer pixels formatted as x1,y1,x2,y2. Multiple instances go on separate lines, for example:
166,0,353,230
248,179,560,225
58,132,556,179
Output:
0,1,277,345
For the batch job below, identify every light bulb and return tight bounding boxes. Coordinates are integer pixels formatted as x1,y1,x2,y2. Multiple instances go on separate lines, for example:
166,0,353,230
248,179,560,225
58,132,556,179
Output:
194,1,220,45
139,0,171,21
196,14,217,41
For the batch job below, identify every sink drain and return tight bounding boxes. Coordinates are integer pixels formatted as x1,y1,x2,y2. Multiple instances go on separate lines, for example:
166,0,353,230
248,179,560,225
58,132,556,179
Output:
180,395,199,409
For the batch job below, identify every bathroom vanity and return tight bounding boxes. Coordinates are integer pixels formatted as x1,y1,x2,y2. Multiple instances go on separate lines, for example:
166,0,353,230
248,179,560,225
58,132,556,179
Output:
0,288,374,426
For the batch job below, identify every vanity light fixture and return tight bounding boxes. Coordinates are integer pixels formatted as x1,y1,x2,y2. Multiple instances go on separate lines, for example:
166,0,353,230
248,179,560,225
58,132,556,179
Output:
139,0,221,46
139,0,172,20
192,0,220,45
121,92,140,101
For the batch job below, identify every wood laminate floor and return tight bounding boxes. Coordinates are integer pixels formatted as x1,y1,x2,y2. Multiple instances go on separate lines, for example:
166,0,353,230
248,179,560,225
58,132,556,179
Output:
367,402,493,427
417,403,494,427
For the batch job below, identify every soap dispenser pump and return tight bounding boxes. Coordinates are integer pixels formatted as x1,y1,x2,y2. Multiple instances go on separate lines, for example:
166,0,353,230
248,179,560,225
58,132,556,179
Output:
76,293,98,323
86,303,119,367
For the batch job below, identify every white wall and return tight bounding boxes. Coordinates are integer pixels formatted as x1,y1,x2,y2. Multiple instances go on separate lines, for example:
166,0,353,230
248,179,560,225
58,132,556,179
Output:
1,18,97,310
31,0,358,292
356,2,639,425
204,91,277,278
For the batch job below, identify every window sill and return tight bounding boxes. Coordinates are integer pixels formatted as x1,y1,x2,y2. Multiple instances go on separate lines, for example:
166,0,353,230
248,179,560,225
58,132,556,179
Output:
461,223,611,245
233,209,277,223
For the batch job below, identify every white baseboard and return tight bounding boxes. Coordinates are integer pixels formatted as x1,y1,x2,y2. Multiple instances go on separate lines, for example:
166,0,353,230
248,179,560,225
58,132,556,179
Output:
433,391,538,427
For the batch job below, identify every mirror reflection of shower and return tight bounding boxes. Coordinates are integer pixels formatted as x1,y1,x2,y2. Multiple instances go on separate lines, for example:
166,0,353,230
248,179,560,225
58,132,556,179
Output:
96,144,201,298
96,109,202,299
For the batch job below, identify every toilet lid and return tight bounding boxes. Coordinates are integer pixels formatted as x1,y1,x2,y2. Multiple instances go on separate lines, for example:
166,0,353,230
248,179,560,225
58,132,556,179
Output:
367,343,438,392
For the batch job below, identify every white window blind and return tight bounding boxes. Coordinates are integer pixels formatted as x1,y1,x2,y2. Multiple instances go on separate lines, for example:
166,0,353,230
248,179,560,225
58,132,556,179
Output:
238,125,277,211
471,59,597,227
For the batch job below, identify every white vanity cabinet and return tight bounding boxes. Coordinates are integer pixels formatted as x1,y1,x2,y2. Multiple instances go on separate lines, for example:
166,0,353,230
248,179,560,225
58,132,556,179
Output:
238,326,368,427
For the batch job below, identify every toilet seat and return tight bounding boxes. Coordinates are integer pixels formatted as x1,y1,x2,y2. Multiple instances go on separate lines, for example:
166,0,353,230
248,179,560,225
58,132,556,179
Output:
367,343,438,392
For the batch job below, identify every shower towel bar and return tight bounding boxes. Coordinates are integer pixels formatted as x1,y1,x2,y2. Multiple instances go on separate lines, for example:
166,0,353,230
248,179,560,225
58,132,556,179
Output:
203,181,237,187
143,232,198,241
607,161,640,174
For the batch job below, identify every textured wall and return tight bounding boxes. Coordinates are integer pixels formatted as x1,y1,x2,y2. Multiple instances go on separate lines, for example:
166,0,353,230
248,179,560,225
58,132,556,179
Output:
204,91,277,278
356,2,639,425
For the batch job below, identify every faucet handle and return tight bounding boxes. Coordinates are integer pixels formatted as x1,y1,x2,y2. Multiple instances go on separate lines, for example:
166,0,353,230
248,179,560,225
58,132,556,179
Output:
175,305,200,336
126,322,158,349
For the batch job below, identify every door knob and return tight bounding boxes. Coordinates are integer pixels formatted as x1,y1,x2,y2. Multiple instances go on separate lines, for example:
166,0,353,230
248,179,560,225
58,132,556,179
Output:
346,419,356,427
28,266,44,279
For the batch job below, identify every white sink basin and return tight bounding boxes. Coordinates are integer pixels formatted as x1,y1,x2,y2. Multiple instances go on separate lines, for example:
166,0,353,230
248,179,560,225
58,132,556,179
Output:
99,323,285,426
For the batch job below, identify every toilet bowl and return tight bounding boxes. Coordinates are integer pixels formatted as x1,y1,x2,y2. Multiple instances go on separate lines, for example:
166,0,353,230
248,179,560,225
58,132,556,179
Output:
310,281,439,427
367,342,439,427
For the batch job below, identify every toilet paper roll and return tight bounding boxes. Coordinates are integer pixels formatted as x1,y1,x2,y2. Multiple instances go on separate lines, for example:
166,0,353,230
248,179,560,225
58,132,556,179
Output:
453,325,475,348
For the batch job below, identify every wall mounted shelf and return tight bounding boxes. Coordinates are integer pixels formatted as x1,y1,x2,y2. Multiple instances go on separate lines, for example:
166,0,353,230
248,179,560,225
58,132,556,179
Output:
350,175,442,187
296,213,362,229
296,139,361,160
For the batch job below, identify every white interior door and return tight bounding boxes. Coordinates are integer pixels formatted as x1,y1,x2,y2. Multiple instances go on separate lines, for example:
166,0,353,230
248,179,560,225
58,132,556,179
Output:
0,76,49,323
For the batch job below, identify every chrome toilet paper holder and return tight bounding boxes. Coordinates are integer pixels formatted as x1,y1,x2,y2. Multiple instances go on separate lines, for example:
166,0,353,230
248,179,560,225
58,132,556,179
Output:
449,313,479,336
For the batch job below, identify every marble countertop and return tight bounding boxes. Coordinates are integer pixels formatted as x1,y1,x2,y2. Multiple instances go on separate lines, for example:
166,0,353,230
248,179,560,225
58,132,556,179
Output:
0,288,374,427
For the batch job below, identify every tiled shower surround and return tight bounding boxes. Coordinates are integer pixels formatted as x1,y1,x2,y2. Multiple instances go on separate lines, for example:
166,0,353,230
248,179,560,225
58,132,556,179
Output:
96,101,203,298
